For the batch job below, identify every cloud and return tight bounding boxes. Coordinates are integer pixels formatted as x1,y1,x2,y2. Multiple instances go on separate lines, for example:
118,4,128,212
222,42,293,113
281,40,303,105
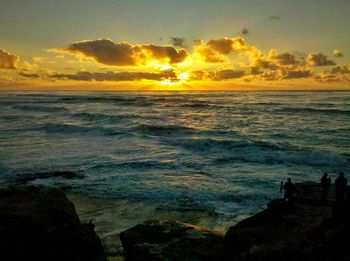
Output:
195,37,261,63
305,52,335,66
315,73,349,83
250,50,301,74
17,61,51,79
0,48,19,69
240,28,249,36
141,44,188,64
282,69,312,79
188,69,245,81
170,37,186,47
50,70,178,82
18,72,40,78
268,50,300,66
328,65,350,74
269,16,281,20
207,38,249,54
333,49,344,58
55,39,189,66
258,68,312,81
189,71,206,81
208,69,245,80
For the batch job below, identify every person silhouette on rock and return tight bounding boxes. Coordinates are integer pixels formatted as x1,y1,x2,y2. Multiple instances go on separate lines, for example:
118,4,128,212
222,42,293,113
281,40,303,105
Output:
335,172,347,203
320,173,331,204
283,178,296,203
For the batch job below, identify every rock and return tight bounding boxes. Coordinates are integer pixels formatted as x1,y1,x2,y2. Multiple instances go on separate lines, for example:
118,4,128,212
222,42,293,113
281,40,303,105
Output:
0,185,106,261
224,182,350,261
120,220,224,261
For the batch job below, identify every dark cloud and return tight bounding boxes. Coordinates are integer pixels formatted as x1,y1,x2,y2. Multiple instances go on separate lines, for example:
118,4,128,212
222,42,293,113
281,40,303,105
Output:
170,37,186,48
258,68,312,81
282,69,312,79
315,73,348,83
50,70,178,82
306,52,335,66
269,16,281,20
209,69,245,80
240,28,249,36
193,39,202,45
59,39,189,66
328,65,350,75
269,51,300,66
0,48,19,69
207,38,245,54
18,72,40,78
251,58,277,73
141,44,188,64
333,49,344,58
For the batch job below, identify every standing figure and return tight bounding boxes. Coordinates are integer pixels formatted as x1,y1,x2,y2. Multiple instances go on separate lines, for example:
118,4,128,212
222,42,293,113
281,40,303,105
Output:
320,173,331,204
284,178,296,202
335,172,347,202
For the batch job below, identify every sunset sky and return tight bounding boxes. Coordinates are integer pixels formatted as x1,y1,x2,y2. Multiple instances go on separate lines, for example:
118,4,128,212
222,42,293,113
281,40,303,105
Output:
1,0,349,90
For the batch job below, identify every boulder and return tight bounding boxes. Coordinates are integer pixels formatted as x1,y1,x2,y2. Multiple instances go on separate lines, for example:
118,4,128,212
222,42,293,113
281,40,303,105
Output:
0,185,106,261
120,220,224,261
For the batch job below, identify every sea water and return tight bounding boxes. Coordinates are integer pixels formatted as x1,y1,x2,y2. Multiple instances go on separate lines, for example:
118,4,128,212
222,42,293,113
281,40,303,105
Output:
0,91,349,232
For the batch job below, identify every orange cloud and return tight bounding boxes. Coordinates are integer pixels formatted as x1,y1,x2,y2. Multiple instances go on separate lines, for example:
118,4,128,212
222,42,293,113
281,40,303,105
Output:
194,37,261,63
0,48,19,69
55,39,189,66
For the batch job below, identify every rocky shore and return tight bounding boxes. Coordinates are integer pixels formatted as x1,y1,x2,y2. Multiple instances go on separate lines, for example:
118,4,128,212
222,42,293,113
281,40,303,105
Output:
1,181,350,261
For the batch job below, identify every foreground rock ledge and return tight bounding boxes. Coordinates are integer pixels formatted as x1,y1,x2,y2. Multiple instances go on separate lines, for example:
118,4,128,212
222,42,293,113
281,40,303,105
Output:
0,185,106,261
120,182,350,261
120,220,225,261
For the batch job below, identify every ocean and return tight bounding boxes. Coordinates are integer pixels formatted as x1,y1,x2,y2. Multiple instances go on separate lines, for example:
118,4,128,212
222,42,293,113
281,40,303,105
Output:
0,91,349,234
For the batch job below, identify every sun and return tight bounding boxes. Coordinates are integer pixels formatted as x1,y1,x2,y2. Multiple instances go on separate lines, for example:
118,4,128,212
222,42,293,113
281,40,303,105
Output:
158,71,189,86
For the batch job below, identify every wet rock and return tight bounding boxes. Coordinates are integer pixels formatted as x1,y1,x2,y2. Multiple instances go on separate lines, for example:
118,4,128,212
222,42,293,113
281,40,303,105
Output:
0,185,106,261
120,220,224,261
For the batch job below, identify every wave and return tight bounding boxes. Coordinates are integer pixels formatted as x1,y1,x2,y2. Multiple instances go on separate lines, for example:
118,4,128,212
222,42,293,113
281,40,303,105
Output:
277,107,350,115
168,137,349,167
60,95,154,106
171,138,283,151
214,149,348,167
72,112,137,122
179,102,223,109
12,105,68,112
35,123,121,135
89,160,178,171
134,124,196,136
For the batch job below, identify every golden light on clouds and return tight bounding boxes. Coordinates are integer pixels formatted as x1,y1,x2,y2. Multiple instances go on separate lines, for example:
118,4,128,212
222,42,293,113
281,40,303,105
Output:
1,36,349,90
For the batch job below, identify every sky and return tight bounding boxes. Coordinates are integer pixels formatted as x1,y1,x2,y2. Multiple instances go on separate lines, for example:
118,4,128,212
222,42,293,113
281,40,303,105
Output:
0,0,349,90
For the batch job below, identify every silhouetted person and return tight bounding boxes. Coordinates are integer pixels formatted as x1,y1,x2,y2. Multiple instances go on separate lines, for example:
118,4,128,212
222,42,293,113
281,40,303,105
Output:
335,172,347,202
284,178,296,203
347,186,350,203
320,173,331,204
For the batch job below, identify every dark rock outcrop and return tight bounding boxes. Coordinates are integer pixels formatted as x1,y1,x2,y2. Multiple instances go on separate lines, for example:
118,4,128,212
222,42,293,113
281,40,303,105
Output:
120,220,224,261
224,182,350,261
0,185,106,261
